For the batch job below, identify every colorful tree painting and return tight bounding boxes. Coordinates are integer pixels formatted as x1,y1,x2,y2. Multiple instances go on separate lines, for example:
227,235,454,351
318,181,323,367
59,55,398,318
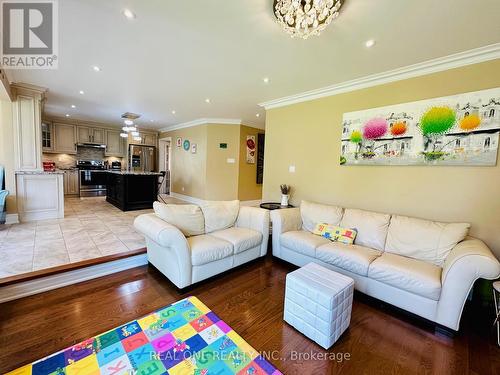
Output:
459,114,481,131
361,118,387,158
419,106,456,160
390,122,407,136
349,130,363,159
363,118,388,139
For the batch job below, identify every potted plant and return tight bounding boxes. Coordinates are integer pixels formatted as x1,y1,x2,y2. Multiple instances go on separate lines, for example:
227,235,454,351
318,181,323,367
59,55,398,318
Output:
280,184,291,206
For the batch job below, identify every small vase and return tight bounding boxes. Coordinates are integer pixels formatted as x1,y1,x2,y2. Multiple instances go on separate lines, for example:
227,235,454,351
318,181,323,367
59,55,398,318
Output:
281,194,289,207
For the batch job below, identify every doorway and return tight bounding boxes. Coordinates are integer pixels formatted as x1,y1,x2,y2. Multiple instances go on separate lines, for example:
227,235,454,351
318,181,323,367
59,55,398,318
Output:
158,137,172,195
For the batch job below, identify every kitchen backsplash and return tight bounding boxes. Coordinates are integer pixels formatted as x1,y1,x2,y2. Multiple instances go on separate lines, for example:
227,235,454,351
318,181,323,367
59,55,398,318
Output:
43,146,123,169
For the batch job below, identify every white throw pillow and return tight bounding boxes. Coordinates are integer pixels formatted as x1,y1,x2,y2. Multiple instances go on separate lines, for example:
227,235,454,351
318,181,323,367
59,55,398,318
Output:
340,208,391,251
153,201,205,237
201,200,240,233
300,200,343,233
385,215,470,267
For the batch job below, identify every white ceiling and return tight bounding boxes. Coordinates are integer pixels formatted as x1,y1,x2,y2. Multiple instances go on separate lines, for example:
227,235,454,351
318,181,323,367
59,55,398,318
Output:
7,0,500,130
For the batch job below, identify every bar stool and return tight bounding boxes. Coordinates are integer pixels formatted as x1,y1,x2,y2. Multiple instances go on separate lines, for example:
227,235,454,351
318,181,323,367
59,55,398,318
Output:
494,281,500,347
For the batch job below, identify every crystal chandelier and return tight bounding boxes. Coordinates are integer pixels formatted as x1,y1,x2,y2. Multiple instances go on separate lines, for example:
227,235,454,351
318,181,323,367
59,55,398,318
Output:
274,0,342,39
120,112,142,141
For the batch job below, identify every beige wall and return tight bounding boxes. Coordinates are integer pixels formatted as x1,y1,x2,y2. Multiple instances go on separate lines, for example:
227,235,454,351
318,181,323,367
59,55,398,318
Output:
238,125,264,201
160,125,208,200
160,123,265,202
205,124,240,200
263,59,500,257
0,99,16,214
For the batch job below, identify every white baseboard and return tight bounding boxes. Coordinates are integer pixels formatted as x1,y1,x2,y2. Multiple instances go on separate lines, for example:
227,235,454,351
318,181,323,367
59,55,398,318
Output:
5,213,19,224
170,193,262,207
170,192,206,205
0,254,148,303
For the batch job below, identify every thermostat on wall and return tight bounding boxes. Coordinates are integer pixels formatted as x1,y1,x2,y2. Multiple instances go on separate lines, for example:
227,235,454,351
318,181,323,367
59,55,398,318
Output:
219,143,228,149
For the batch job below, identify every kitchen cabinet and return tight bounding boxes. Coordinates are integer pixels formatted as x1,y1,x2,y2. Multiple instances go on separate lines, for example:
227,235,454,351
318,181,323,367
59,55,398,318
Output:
130,132,157,146
106,172,159,211
142,133,157,146
54,123,77,154
105,130,125,157
63,170,79,195
78,126,105,144
41,121,54,152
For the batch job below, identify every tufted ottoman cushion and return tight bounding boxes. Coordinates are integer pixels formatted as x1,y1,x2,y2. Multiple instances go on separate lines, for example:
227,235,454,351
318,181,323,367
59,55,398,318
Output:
284,262,354,349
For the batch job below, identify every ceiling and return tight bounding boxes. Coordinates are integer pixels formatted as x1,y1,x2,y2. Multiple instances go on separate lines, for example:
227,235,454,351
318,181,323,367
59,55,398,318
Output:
7,0,500,130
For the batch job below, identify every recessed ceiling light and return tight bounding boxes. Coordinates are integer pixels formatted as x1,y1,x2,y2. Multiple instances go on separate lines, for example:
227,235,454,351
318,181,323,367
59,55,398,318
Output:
256,113,260,118
171,110,176,115
79,90,84,95
71,104,76,108
123,9,136,19
263,77,270,84
150,119,155,122
205,98,210,103
365,39,376,48
65,114,70,117
92,66,101,72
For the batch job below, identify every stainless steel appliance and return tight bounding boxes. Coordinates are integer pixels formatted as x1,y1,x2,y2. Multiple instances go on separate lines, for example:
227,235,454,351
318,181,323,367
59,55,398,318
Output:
77,160,107,197
129,145,156,172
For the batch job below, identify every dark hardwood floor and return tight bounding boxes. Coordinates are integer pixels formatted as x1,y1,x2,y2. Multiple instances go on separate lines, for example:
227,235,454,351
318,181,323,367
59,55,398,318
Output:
1,256,499,374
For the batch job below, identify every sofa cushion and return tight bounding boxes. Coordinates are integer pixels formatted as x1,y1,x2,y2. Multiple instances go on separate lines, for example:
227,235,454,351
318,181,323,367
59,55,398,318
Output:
201,200,240,233
316,242,382,276
385,215,470,266
368,252,442,300
188,235,233,266
280,230,330,257
210,227,262,254
312,223,357,245
153,202,205,237
300,200,343,233
340,208,390,251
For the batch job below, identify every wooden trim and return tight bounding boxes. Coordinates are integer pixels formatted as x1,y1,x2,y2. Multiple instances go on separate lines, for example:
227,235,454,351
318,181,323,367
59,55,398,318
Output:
0,248,146,287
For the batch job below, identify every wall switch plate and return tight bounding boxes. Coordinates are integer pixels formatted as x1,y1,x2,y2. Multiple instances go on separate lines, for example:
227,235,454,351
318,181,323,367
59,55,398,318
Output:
181,187,185,192
227,158,236,164
289,165,296,173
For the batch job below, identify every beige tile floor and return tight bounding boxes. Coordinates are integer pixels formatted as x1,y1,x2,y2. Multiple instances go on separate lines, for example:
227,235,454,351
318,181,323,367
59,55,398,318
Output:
0,195,184,278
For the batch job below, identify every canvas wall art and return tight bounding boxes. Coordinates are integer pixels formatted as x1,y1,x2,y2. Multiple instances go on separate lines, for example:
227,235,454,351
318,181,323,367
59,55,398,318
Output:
246,135,256,164
340,88,500,166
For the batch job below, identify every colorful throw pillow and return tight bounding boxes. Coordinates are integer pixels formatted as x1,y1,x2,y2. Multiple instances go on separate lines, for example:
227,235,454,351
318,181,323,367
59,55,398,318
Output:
313,223,357,245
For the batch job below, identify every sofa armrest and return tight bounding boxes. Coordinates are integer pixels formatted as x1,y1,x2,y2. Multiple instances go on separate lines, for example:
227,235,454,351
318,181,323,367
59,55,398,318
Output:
134,214,188,249
436,237,500,330
270,208,302,234
270,208,302,258
236,206,270,256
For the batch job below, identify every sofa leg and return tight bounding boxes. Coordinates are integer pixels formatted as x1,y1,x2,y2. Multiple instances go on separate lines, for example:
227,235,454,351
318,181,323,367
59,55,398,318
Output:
435,325,457,338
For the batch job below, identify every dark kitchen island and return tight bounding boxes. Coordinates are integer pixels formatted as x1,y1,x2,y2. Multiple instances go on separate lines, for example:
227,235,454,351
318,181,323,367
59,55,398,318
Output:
106,171,162,211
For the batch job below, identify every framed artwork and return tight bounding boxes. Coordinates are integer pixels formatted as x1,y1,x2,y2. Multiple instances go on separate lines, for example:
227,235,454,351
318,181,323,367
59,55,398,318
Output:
176,137,182,147
340,87,500,166
183,139,190,151
191,143,197,154
246,135,256,164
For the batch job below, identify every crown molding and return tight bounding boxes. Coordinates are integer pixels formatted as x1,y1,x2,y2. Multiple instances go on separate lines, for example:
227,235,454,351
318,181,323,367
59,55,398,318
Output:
259,43,500,110
241,120,266,130
160,118,242,132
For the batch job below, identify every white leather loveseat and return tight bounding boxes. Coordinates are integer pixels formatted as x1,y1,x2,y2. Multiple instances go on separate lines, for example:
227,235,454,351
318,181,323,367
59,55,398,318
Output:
271,201,500,331
134,200,269,289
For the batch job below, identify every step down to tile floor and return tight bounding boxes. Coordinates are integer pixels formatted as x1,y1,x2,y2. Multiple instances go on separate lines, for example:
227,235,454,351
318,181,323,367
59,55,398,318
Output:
0,248,147,303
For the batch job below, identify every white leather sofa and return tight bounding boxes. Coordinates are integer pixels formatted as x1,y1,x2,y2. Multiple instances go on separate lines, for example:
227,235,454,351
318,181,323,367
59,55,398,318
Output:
271,201,500,331
134,201,269,289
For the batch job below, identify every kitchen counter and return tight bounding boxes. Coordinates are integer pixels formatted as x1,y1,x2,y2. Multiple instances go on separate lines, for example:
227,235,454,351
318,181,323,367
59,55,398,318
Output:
106,172,159,211
15,170,65,175
106,171,163,176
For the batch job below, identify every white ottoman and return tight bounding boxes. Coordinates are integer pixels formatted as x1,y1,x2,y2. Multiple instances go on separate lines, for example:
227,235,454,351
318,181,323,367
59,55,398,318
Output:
284,262,354,349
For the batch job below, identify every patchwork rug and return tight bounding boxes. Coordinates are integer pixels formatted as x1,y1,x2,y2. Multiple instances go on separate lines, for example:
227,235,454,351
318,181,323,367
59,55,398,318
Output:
8,296,282,375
